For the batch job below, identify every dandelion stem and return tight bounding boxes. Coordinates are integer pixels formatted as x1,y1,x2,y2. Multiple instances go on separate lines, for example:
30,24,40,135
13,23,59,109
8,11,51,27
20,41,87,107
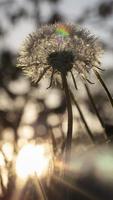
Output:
93,69,113,108
84,83,104,128
84,83,109,138
61,73,73,162
35,173,48,200
49,127,57,154
70,70,78,90
70,90,95,143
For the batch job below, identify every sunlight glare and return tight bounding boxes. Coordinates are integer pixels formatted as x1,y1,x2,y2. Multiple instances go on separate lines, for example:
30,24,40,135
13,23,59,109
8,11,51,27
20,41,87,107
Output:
0,152,5,167
16,143,53,180
2,143,14,161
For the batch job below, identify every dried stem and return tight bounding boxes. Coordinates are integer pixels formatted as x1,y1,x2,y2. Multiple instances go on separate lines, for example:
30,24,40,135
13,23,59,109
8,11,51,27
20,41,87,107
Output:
35,174,48,200
84,83,104,127
70,70,78,90
94,69,113,108
61,73,73,162
84,83,109,138
49,127,57,154
70,90,95,143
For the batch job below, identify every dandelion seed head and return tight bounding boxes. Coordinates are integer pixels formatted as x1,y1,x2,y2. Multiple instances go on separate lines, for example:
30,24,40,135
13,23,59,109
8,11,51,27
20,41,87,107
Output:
17,23,102,86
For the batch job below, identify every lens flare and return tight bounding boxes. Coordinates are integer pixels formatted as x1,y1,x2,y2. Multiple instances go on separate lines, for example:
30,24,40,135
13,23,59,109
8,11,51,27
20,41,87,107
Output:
16,143,53,180
56,24,70,37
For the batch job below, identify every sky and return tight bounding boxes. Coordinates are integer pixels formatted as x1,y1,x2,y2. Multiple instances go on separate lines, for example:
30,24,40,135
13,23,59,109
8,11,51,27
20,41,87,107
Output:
0,0,113,69
40,0,100,21
0,0,102,51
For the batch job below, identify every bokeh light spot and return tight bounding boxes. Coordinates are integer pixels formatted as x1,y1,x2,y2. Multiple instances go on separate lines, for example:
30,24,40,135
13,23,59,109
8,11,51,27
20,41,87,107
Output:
16,143,53,180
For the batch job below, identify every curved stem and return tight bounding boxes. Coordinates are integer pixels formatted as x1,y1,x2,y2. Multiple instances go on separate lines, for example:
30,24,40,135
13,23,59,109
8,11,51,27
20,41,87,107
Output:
84,83,109,138
61,73,73,162
70,90,95,143
93,69,113,108
84,83,104,128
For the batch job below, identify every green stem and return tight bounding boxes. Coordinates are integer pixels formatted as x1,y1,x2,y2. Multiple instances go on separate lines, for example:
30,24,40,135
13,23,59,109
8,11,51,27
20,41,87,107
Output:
70,90,95,143
61,74,73,162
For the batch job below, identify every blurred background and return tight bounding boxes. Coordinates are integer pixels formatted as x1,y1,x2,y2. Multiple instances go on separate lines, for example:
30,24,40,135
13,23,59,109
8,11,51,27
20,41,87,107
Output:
0,0,113,199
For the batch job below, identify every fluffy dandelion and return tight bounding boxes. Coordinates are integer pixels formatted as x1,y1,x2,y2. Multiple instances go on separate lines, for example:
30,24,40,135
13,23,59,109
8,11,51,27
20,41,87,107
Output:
17,23,102,86
17,23,103,162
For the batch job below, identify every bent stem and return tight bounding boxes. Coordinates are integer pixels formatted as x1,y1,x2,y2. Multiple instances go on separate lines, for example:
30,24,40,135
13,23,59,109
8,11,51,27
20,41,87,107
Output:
93,69,113,108
84,83,104,128
84,83,108,138
61,73,73,163
70,90,95,143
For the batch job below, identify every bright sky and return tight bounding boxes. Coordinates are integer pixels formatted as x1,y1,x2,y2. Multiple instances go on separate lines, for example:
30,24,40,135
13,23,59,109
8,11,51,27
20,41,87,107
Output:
0,0,100,51
40,0,99,21
0,0,113,68
58,0,99,19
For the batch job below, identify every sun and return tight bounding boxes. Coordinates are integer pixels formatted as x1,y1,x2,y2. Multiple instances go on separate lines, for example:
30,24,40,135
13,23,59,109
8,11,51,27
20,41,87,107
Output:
15,143,53,180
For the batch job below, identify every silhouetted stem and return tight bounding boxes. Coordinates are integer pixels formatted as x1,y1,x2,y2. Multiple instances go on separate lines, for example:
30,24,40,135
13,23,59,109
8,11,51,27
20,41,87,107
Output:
84,83,104,127
49,127,57,153
70,90,95,143
84,83,109,138
70,70,78,90
35,174,47,200
94,69,113,108
61,74,73,162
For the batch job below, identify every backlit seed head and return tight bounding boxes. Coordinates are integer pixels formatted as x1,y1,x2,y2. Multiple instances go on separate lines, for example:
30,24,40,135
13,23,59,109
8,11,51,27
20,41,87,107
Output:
17,23,102,87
